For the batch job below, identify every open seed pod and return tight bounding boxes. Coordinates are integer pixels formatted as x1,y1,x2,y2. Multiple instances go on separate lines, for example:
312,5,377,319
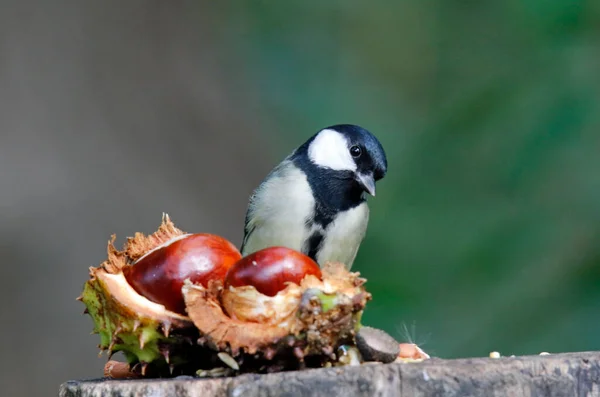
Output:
79,214,241,376
182,247,372,371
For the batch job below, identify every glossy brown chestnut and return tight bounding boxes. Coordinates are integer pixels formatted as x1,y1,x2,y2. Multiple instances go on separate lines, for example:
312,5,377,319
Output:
124,234,241,315
224,246,322,297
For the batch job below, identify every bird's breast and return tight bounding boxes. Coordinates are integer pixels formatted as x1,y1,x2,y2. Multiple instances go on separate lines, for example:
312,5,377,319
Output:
316,202,369,268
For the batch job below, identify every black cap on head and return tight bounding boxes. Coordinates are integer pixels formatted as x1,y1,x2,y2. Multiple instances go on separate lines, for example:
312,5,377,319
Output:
326,124,388,181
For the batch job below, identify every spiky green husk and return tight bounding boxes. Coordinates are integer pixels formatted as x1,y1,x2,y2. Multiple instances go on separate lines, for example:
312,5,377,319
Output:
79,215,202,376
81,266,201,376
82,270,196,366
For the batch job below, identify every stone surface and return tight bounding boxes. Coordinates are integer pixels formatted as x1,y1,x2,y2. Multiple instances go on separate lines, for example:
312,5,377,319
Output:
60,351,600,397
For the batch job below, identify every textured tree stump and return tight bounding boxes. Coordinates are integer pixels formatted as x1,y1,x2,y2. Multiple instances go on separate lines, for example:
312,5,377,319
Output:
60,351,600,397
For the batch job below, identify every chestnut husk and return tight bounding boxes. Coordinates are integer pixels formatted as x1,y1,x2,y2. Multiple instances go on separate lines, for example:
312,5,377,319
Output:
79,214,218,376
80,215,375,376
182,261,371,370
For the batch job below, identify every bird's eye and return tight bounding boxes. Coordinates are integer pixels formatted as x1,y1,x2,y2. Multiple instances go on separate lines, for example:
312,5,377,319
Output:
350,145,362,158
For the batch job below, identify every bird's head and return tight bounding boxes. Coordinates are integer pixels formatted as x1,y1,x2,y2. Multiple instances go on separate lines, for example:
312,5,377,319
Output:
302,124,387,197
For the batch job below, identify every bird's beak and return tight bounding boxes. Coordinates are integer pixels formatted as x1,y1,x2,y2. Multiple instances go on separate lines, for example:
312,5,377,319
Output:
356,172,376,197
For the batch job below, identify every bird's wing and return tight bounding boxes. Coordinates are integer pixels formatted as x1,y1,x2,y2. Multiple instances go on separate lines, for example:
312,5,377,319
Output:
240,194,259,253
240,160,315,256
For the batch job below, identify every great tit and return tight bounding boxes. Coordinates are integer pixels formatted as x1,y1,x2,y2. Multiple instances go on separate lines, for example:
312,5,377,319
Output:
240,124,387,269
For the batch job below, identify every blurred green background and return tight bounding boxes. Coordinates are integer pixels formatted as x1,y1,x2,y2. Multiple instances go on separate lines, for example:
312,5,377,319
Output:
1,1,599,395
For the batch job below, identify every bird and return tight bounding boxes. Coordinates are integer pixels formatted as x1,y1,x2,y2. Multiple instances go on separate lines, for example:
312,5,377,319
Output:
240,124,387,269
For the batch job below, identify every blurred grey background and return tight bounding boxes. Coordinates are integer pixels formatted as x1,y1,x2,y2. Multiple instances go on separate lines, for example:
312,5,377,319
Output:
1,1,600,396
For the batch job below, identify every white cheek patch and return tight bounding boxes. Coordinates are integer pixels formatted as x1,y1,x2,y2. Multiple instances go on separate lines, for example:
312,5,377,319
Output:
308,129,357,171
